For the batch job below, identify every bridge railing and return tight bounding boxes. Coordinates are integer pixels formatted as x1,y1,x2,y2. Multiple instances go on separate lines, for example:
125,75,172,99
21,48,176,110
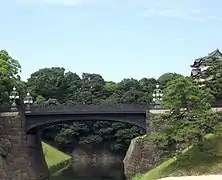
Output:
1,101,222,113
0,104,150,113
0,104,10,112
29,104,149,113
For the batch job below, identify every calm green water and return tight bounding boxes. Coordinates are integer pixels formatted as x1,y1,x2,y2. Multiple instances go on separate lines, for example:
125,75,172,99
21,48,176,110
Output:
50,163,126,180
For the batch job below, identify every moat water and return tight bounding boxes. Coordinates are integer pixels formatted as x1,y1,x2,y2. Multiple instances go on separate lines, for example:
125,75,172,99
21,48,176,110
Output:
50,162,126,180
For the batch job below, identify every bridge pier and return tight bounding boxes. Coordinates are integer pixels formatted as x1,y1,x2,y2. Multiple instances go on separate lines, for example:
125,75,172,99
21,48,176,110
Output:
146,110,150,134
0,111,49,180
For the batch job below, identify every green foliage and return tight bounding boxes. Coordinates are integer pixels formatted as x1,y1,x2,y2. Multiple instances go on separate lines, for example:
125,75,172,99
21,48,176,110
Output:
0,138,11,158
42,142,71,169
162,76,214,110
35,95,46,105
134,135,222,180
199,57,222,101
152,77,220,156
48,121,145,153
27,67,66,102
0,50,21,103
26,68,154,153
158,73,183,88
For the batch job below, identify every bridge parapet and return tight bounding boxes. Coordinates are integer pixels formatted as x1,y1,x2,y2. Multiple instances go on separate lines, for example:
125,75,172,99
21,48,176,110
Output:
0,104,10,112
30,104,149,113
212,107,222,112
0,104,150,113
149,109,170,114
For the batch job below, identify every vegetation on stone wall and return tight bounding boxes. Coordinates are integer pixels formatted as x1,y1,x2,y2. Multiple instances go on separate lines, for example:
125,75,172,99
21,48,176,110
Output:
133,134,222,180
0,138,11,158
149,76,221,157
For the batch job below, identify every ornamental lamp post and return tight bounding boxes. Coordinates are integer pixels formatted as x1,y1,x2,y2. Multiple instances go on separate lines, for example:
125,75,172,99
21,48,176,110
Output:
9,87,20,111
152,83,163,109
24,92,33,111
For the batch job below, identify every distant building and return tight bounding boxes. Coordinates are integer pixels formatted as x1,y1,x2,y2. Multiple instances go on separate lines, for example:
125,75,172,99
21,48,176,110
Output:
190,49,222,83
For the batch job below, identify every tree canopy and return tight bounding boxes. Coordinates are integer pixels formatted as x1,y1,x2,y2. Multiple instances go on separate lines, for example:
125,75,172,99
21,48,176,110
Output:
26,67,160,153
1,48,222,157
151,76,220,156
0,50,21,103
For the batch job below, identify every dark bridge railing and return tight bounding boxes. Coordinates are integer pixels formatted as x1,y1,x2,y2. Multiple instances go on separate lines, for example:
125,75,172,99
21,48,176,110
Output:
212,101,222,107
2,101,222,114
0,104,149,114
30,104,149,113
0,104,10,112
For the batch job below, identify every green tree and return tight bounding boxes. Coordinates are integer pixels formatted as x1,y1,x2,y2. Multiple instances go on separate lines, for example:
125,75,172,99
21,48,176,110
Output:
35,95,46,105
0,50,21,103
80,73,106,104
117,78,140,93
63,72,81,103
158,73,183,88
198,57,222,102
28,68,148,154
152,76,219,155
27,67,66,102
162,77,214,111
120,90,144,104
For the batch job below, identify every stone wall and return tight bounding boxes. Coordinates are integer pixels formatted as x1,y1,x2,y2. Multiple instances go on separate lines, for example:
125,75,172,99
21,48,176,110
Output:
123,136,164,179
72,144,122,165
0,111,49,180
71,144,123,177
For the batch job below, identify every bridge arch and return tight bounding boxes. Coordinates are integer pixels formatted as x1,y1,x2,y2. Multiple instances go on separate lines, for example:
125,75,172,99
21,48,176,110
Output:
25,113,147,132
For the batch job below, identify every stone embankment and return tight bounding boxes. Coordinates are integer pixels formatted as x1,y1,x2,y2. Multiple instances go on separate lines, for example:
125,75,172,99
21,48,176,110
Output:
72,144,122,166
123,109,164,179
0,111,49,180
123,107,222,179
123,135,163,179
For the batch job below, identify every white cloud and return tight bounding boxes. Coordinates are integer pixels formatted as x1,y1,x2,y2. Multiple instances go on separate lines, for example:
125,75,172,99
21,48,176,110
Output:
16,0,90,7
141,6,205,21
17,0,110,7
16,0,222,21
42,0,93,7
207,15,222,20
138,0,222,22
141,6,222,21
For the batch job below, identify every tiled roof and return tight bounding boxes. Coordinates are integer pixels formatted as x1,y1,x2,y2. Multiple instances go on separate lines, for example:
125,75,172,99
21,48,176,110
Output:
191,49,222,67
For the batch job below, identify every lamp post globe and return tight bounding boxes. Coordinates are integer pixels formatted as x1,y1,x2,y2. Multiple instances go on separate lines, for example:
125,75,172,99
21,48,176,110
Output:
152,83,163,109
24,92,33,111
9,87,20,111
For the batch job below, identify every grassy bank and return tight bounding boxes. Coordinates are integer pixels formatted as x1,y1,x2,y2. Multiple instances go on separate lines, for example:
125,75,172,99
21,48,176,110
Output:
133,134,222,180
42,142,72,173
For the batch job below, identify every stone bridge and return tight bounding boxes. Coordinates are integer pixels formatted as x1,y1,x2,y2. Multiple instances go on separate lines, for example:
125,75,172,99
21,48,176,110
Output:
24,104,149,132
0,103,150,180
1,103,221,180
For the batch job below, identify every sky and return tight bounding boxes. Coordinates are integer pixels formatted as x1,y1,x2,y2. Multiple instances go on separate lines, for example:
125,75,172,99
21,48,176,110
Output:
1,0,222,82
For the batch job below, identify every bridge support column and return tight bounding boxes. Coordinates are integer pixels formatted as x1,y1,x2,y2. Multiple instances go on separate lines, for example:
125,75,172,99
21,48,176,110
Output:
146,109,167,134
0,111,49,180
146,110,152,134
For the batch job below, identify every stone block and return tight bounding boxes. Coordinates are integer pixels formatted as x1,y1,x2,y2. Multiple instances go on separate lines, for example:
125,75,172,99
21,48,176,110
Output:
0,112,49,180
123,136,164,179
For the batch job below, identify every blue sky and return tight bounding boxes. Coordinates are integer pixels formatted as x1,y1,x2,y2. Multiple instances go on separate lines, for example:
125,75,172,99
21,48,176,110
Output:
1,0,222,82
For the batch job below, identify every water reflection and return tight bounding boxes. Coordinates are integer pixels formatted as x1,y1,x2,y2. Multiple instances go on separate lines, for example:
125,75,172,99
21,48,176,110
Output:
50,162,126,180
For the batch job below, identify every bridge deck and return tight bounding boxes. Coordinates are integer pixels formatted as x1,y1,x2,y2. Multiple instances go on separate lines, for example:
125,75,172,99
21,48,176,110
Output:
0,104,150,113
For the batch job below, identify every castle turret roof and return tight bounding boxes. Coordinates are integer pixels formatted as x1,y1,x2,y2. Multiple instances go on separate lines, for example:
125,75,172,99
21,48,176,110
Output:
191,49,222,68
